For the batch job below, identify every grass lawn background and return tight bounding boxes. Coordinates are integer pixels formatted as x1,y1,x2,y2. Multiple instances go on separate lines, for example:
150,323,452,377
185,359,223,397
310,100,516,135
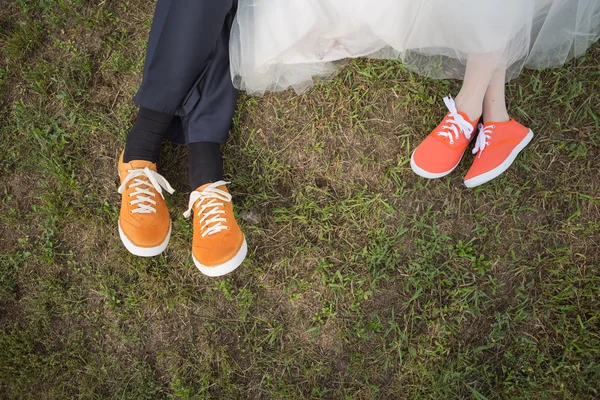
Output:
1,1,599,399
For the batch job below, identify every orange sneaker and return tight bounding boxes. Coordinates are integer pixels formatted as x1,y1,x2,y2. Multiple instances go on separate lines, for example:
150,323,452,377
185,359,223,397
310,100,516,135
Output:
183,181,247,277
464,120,534,188
411,96,479,178
117,152,175,257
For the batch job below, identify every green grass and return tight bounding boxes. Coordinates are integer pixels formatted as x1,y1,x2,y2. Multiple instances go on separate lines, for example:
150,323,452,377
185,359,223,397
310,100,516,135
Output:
1,1,600,399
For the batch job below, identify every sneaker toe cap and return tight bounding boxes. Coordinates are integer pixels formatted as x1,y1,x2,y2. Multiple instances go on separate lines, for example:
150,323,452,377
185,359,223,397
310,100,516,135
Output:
193,235,245,267
465,147,514,181
413,137,464,174
120,217,171,248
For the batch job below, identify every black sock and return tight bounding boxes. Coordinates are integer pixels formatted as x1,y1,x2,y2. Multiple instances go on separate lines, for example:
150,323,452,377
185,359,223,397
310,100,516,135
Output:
123,107,174,163
188,142,224,190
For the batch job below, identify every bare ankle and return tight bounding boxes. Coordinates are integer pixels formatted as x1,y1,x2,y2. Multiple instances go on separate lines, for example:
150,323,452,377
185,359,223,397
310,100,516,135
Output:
483,110,510,123
454,94,482,122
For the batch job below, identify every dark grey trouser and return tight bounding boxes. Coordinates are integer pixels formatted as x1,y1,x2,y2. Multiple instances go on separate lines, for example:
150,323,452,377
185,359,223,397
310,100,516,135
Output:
134,0,238,145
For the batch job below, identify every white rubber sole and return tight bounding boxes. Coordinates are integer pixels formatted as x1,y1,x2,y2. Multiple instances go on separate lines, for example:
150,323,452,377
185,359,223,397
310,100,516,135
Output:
118,221,171,257
410,150,465,179
464,130,534,188
193,238,247,277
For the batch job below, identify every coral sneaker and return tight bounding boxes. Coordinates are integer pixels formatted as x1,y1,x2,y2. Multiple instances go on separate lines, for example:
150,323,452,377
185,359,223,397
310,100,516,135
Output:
117,152,175,256
183,181,247,277
464,120,534,188
411,96,479,178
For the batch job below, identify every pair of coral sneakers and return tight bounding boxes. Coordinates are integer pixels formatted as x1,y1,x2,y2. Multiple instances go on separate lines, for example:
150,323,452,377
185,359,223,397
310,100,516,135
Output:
411,96,533,187
117,152,246,277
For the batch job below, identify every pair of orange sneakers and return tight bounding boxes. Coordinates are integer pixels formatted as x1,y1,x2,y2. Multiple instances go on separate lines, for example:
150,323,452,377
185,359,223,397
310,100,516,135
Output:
410,96,534,187
117,152,246,277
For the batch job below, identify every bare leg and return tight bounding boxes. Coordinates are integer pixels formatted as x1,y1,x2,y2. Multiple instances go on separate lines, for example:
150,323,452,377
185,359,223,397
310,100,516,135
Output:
454,55,498,121
482,67,510,123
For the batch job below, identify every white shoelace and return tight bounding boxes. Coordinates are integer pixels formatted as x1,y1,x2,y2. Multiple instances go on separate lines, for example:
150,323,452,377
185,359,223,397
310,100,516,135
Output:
183,180,232,238
437,96,475,145
472,123,495,158
118,167,175,214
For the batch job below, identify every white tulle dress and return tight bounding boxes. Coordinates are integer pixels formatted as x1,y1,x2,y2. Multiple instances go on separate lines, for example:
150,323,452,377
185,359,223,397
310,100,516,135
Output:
230,0,600,95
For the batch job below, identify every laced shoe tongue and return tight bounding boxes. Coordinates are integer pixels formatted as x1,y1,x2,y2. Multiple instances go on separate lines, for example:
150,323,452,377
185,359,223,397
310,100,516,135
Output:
127,160,157,172
436,96,477,145
457,111,475,125
184,181,232,237
118,166,175,214
472,123,495,157
195,183,213,192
